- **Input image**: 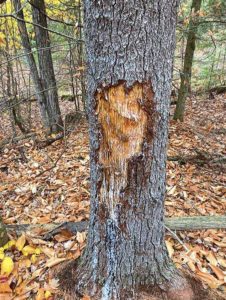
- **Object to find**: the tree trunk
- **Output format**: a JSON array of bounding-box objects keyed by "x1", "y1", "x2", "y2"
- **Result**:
[
  {"x1": 173, "y1": 0, "x2": 202, "y2": 121},
  {"x1": 59, "y1": 1, "x2": 197, "y2": 299},
  {"x1": 12, "y1": 0, "x2": 51, "y2": 130},
  {"x1": 31, "y1": 0, "x2": 63, "y2": 133}
]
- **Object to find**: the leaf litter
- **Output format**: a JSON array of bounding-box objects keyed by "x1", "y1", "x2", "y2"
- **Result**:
[{"x1": 0, "y1": 95, "x2": 225, "y2": 298}]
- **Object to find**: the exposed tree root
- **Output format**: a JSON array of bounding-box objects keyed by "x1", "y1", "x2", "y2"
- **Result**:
[{"x1": 57, "y1": 261, "x2": 225, "y2": 300}]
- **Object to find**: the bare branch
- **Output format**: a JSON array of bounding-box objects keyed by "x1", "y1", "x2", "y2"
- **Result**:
[
  {"x1": 0, "y1": 12, "x2": 76, "y2": 40},
  {"x1": 0, "y1": 41, "x2": 83, "y2": 67}
]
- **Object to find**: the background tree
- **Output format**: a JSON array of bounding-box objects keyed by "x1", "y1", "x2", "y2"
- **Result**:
[
  {"x1": 0, "y1": 0, "x2": 85, "y2": 139},
  {"x1": 13, "y1": 0, "x2": 51, "y2": 132},
  {"x1": 174, "y1": 0, "x2": 202, "y2": 121},
  {"x1": 31, "y1": 0, "x2": 63, "y2": 133}
]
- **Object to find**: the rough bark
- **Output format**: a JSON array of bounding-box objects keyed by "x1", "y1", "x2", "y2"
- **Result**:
[
  {"x1": 31, "y1": 0, "x2": 63, "y2": 133},
  {"x1": 173, "y1": 0, "x2": 202, "y2": 121},
  {"x1": 59, "y1": 1, "x2": 197, "y2": 299},
  {"x1": 12, "y1": 0, "x2": 50, "y2": 130}
]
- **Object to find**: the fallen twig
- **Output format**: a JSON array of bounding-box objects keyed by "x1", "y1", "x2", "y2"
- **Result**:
[
  {"x1": 6, "y1": 215, "x2": 226, "y2": 238},
  {"x1": 0, "y1": 133, "x2": 36, "y2": 149}
]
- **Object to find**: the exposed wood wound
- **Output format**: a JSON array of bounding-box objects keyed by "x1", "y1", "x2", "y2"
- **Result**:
[{"x1": 96, "y1": 82, "x2": 153, "y2": 216}]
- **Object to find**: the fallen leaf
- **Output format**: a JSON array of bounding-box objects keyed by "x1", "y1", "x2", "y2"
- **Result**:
[
  {"x1": 45, "y1": 257, "x2": 68, "y2": 268},
  {"x1": 30, "y1": 268, "x2": 45, "y2": 281},
  {"x1": 31, "y1": 254, "x2": 37, "y2": 264},
  {"x1": 76, "y1": 232, "x2": 86, "y2": 244},
  {"x1": 54, "y1": 230, "x2": 73, "y2": 242},
  {"x1": 82, "y1": 295, "x2": 91, "y2": 300},
  {"x1": 36, "y1": 288, "x2": 45, "y2": 300},
  {"x1": 18, "y1": 258, "x2": 31, "y2": 269},
  {"x1": 44, "y1": 290, "x2": 52, "y2": 299},
  {"x1": 3, "y1": 240, "x2": 16, "y2": 250},
  {"x1": 165, "y1": 240, "x2": 174, "y2": 258},
  {"x1": 16, "y1": 234, "x2": 26, "y2": 251},
  {"x1": 213, "y1": 241, "x2": 226, "y2": 248},
  {"x1": 196, "y1": 270, "x2": 224, "y2": 289},
  {"x1": 0, "y1": 282, "x2": 12, "y2": 293},
  {"x1": 217, "y1": 257, "x2": 226, "y2": 268},
  {"x1": 46, "y1": 278, "x2": 59, "y2": 290},
  {"x1": 0, "y1": 294, "x2": 12, "y2": 300},
  {"x1": 205, "y1": 252, "x2": 218, "y2": 266},
  {"x1": 209, "y1": 264, "x2": 225, "y2": 281},
  {"x1": 22, "y1": 245, "x2": 36, "y2": 256},
  {"x1": 167, "y1": 185, "x2": 177, "y2": 195},
  {"x1": 40, "y1": 247, "x2": 55, "y2": 258},
  {"x1": 187, "y1": 260, "x2": 196, "y2": 272},
  {"x1": 1, "y1": 257, "x2": 14, "y2": 276}
]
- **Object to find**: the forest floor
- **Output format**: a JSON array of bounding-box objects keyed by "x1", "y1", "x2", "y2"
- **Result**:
[{"x1": 0, "y1": 93, "x2": 225, "y2": 299}]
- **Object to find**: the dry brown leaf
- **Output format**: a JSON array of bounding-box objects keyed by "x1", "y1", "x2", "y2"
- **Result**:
[
  {"x1": 40, "y1": 247, "x2": 55, "y2": 258},
  {"x1": 72, "y1": 248, "x2": 81, "y2": 260},
  {"x1": 165, "y1": 240, "x2": 174, "y2": 258},
  {"x1": 187, "y1": 250, "x2": 197, "y2": 261},
  {"x1": 45, "y1": 278, "x2": 59, "y2": 290},
  {"x1": 54, "y1": 229, "x2": 73, "y2": 242},
  {"x1": 13, "y1": 292, "x2": 32, "y2": 300},
  {"x1": 167, "y1": 186, "x2": 177, "y2": 195},
  {"x1": 26, "y1": 237, "x2": 51, "y2": 246},
  {"x1": 213, "y1": 240, "x2": 226, "y2": 248},
  {"x1": 82, "y1": 295, "x2": 91, "y2": 300},
  {"x1": 217, "y1": 257, "x2": 226, "y2": 268},
  {"x1": 76, "y1": 232, "x2": 86, "y2": 244},
  {"x1": 205, "y1": 252, "x2": 218, "y2": 266},
  {"x1": 187, "y1": 260, "x2": 196, "y2": 272},
  {"x1": 31, "y1": 268, "x2": 45, "y2": 280},
  {"x1": 45, "y1": 257, "x2": 68, "y2": 268},
  {"x1": 35, "y1": 288, "x2": 45, "y2": 300},
  {"x1": 209, "y1": 264, "x2": 225, "y2": 281},
  {"x1": 14, "y1": 280, "x2": 29, "y2": 295},
  {"x1": 18, "y1": 258, "x2": 31, "y2": 269},
  {"x1": 63, "y1": 240, "x2": 77, "y2": 251},
  {"x1": 37, "y1": 215, "x2": 51, "y2": 223},
  {"x1": 0, "y1": 282, "x2": 12, "y2": 293},
  {"x1": 0, "y1": 294, "x2": 12, "y2": 300},
  {"x1": 196, "y1": 270, "x2": 224, "y2": 289}
]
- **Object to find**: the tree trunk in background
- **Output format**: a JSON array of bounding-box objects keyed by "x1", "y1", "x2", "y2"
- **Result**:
[
  {"x1": 13, "y1": 0, "x2": 51, "y2": 131},
  {"x1": 60, "y1": 1, "x2": 194, "y2": 299},
  {"x1": 173, "y1": 0, "x2": 202, "y2": 121},
  {"x1": 31, "y1": 0, "x2": 63, "y2": 133}
]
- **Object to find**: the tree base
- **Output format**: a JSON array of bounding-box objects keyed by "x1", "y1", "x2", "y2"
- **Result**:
[{"x1": 57, "y1": 260, "x2": 225, "y2": 300}]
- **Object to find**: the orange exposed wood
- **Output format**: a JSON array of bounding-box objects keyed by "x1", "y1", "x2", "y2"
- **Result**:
[{"x1": 96, "y1": 82, "x2": 153, "y2": 213}]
